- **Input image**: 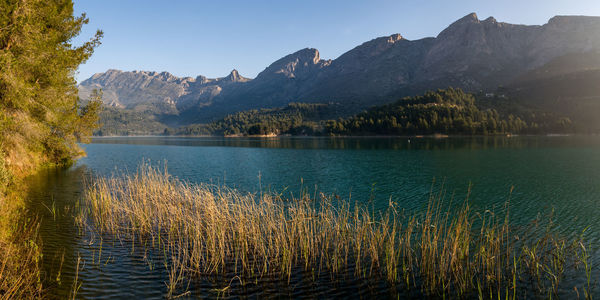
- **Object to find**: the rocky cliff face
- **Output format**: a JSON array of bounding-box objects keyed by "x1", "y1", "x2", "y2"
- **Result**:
[
  {"x1": 78, "y1": 69, "x2": 249, "y2": 113},
  {"x1": 79, "y1": 13, "x2": 600, "y2": 123},
  {"x1": 209, "y1": 48, "x2": 333, "y2": 113},
  {"x1": 256, "y1": 48, "x2": 331, "y2": 81}
]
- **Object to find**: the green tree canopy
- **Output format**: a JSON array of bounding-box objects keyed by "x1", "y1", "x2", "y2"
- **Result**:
[{"x1": 0, "y1": 0, "x2": 102, "y2": 173}]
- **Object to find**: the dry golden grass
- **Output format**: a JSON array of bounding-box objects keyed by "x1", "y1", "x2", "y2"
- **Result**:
[
  {"x1": 0, "y1": 190, "x2": 43, "y2": 300},
  {"x1": 0, "y1": 136, "x2": 45, "y2": 299},
  {"x1": 78, "y1": 164, "x2": 595, "y2": 298}
]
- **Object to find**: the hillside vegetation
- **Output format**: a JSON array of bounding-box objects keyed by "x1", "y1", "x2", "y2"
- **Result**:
[
  {"x1": 325, "y1": 88, "x2": 528, "y2": 135},
  {"x1": 96, "y1": 106, "x2": 168, "y2": 136},
  {"x1": 0, "y1": 0, "x2": 102, "y2": 177},
  {"x1": 165, "y1": 103, "x2": 347, "y2": 136},
  {"x1": 163, "y1": 88, "x2": 575, "y2": 137},
  {"x1": 0, "y1": 0, "x2": 102, "y2": 297}
]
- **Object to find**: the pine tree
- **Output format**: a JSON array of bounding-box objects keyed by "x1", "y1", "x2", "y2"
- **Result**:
[{"x1": 0, "y1": 0, "x2": 102, "y2": 171}]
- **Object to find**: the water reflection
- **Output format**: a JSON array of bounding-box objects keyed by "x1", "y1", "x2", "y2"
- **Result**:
[
  {"x1": 92, "y1": 135, "x2": 600, "y2": 151},
  {"x1": 25, "y1": 166, "x2": 173, "y2": 299},
  {"x1": 25, "y1": 167, "x2": 87, "y2": 299}
]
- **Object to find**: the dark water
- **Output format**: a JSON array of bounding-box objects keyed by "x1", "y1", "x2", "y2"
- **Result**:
[{"x1": 25, "y1": 136, "x2": 600, "y2": 298}]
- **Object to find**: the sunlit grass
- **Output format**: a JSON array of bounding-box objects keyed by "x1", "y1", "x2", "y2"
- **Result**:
[
  {"x1": 0, "y1": 191, "x2": 43, "y2": 299},
  {"x1": 78, "y1": 163, "x2": 595, "y2": 298}
]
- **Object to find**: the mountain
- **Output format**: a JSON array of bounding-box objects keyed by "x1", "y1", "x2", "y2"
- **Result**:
[
  {"x1": 492, "y1": 52, "x2": 600, "y2": 132},
  {"x1": 78, "y1": 69, "x2": 249, "y2": 113},
  {"x1": 79, "y1": 13, "x2": 600, "y2": 129}
]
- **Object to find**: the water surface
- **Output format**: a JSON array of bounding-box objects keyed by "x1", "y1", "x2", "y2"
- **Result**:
[{"x1": 26, "y1": 136, "x2": 600, "y2": 298}]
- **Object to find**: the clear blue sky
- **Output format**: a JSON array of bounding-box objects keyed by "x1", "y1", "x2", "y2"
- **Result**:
[{"x1": 73, "y1": 0, "x2": 600, "y2": 82}]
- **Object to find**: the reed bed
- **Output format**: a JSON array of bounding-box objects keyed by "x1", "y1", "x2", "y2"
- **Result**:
[
  {"x1": 0, "y1": 198, "x2": 43, "y2": 300},
  {"x1": 78, "y1": 164, "x2": 595, "y2": 298}
]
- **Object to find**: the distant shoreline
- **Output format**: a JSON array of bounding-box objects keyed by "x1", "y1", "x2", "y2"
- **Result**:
[{"x1": 90, "y1": 133, "x2": 581, "y2": 139}]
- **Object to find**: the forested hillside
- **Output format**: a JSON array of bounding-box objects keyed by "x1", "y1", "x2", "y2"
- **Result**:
[
  {"x1": 326, "y1": 88, "x2": 573, "y2": 135},
  {"x1": 0, "y1": 1, "x2": 102, "y2": 297},
  {"x1": 96, "y1": 106, "x2": 168, "y2": 136},
  {"x1": 325, "y1": 89, "x2": 529, "y2": 135},
  {"x1": 163, "y1": 88, "x2": 575, "y2": 137},
  {"x1": 166, "y1": 103, "x2": 346, "y2": 136}
]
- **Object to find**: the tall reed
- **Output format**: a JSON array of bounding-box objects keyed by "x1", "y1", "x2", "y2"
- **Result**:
[
  {"x1": 78, "y1": 163, "x2": 595, "y2": 298},
  {"x1": 0, "y1": 187, "x2": 43, "y2": 300}
]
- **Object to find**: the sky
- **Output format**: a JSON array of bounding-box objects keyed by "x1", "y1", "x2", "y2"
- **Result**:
[{"x1": 73, "y1": 0, "x2": 600, "y2": 82}]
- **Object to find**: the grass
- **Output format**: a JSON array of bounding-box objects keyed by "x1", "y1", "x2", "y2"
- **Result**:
[
  {"x1": 69, "y1": 254, "x2": 82, "y2": 300},
  {"x1": 78, "y1": 163, "x2": 596, "y2": 298},
  {"x1": 0, "y1": 128, "x2": 62, "y2": 299},
  {"x1": 0, "y1": 190, "x2": 43, "y2": 299},
  {"x1": 0, "y1": 155, "x2": 76, "y2": 299}
]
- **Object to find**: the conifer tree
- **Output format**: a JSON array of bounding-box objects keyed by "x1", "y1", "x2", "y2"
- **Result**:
[{"x1": 0, "y1": 0, "x2": 102, "y2": 171}]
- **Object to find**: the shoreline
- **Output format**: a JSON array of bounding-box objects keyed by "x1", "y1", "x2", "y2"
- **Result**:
[{"x1": 90, "y1": 133, "x2": 583, "y2": 139}]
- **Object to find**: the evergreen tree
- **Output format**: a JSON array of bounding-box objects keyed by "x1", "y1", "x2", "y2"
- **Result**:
[{"x1": 0, "y1": 0, "x2": 102, "y2": 170}]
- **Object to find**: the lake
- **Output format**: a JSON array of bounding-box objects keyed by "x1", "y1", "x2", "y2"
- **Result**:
[{"x1": 25, "y1": 136, "x2": 600, "y2": 298}]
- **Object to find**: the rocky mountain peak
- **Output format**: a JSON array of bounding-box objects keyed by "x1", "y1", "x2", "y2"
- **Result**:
[
  {"x1": 437, "y1": 13, "x2": 481, "y2": 38},
  {"x1": 81, "y1": 69, "x2": 122, "y2": 86},
  {"x1": 105, "y1": 69, "x2": 123, "y2": 75},
  {"x1": 456, "y1": 13, "x2": 479, "y2": 24},
  {"x1": 367, "y1": 34, "x2": 406, "y2": 55},
  {"x1": 483, "y1": 16, "x2": 497, "y2": 24},
  {"x1": 387, "y1": 33, "x2": 404, "y2": 43},
  {"x1": 291, "y1": 48, "x2": 321, "y2": 64},
  {"x1": 257, "y1": 48, "x2": 327, "y2": 80},
  {"x1": 334, "y1": 33, "x2": 408, "y2": 66},
  {"x1": 156, "y1": 71, "x2": 178, "y2": 82},
  {"x1": 229, "y1": 69, "x2": 240, "y2": 79},
  {"x1": 195, "y1": 75, "x2": 209, "y2": 84},
  {"x1": 223, "y1": 69, "x2": 248, "y2": 82}
]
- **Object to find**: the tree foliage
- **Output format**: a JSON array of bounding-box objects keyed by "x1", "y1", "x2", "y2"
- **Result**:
[
  {"x1": 0, "y1": 0, "x2": 102, "y2": 172},
  {"x1": 325, "y1": 88, "x2": 530, "y2": 136},
  {"x1": 168, "y1": 103, "x2": 342, "y2": 136},
  {"x1": 95, "y1": 106, "x2": 168, "y2": 136},
  {"x1": 167, "y1": 89, "x2": 539, "y2": 137}
]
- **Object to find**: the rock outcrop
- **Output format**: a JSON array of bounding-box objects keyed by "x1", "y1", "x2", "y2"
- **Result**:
[{"x1": 78, "y1": 69, "x2": 250, "y2": 113}]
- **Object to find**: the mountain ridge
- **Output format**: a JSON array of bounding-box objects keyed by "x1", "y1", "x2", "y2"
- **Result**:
[{"x1": 79, "y1": 13, "x2": 600, "y2": 125}]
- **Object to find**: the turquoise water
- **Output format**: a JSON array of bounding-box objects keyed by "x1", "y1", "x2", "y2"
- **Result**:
[
  {"x1": 81, "y1": 136, "x2": 600, "y2": 235},
  {"x1": 26, "y1": 136, "x2": 600, "y2": 298}
]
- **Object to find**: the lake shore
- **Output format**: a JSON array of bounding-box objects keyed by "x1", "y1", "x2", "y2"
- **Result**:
[{"x1": 91, "y1": 133, "x2": 584, "y2": 139}]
